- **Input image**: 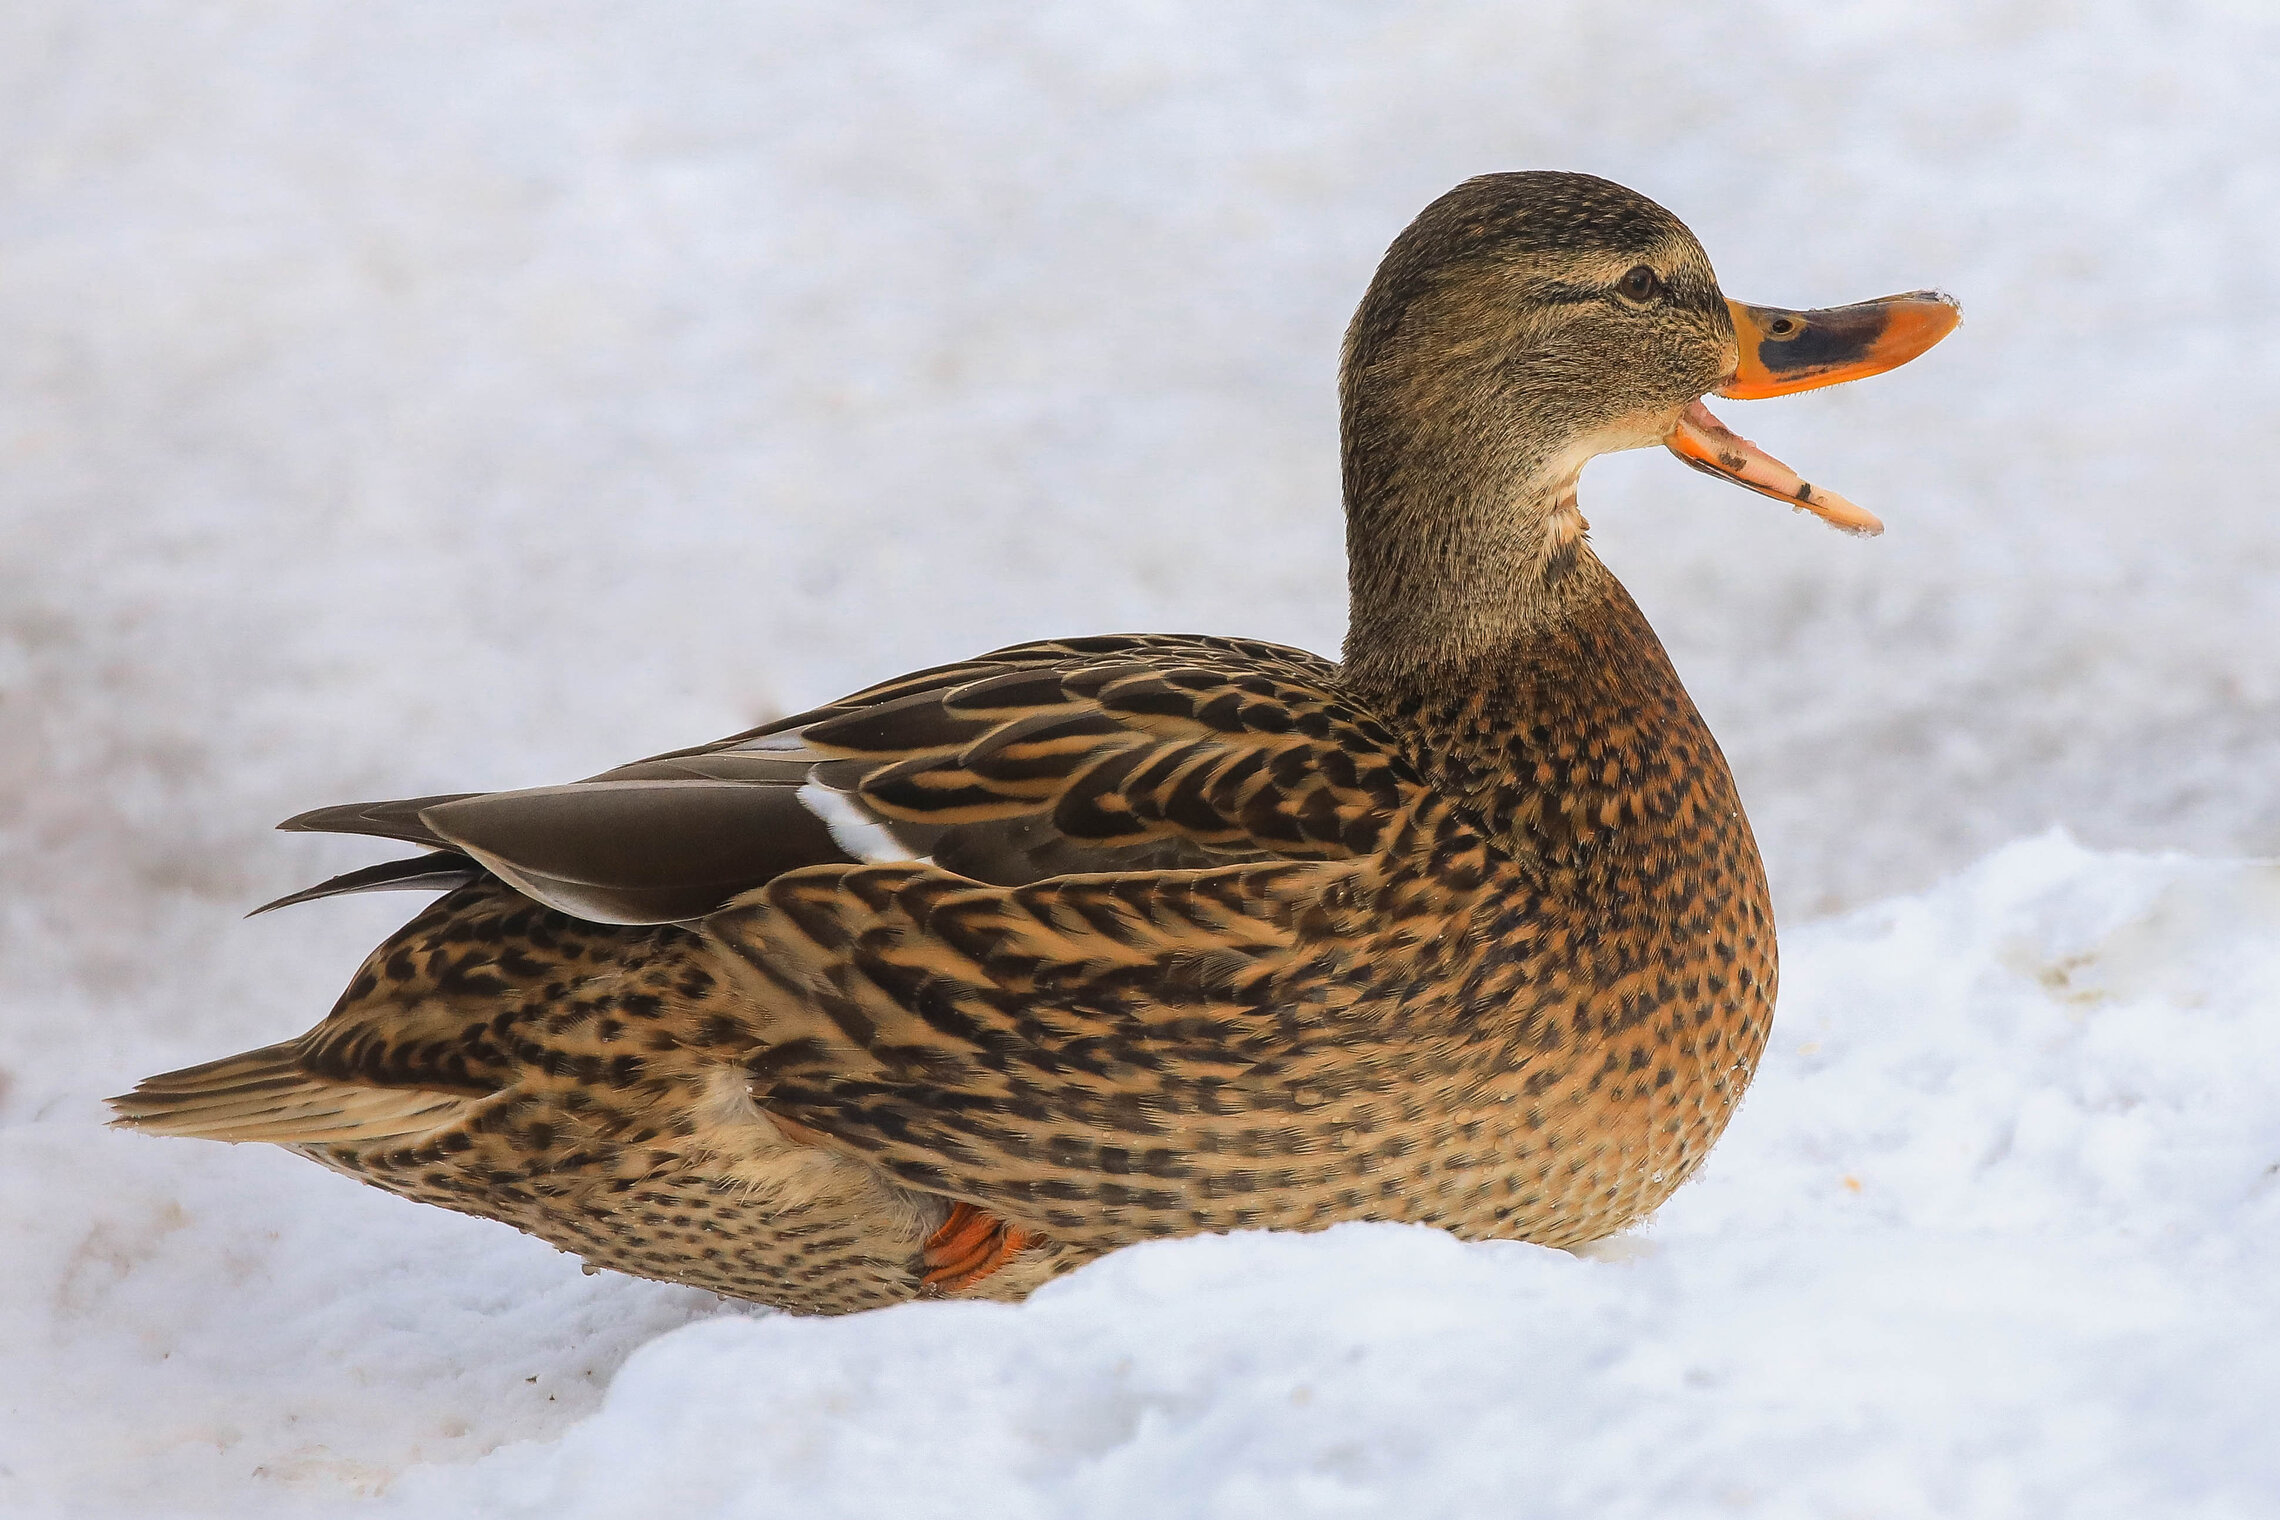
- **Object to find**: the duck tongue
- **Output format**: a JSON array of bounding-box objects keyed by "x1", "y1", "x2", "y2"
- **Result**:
[{"x1": 1663, "y1": 401, "x2": 1884, "y2": 537}]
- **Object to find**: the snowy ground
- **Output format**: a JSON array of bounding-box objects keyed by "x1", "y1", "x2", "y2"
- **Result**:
[
  {"x1": 10, "y1": 835, "x2": 2279, "y2": 1517},
  {"x1": 6, "y1": 3, "x2": 2280, "y2": 1516}
]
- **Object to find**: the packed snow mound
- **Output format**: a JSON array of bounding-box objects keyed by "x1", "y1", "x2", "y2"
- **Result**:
[{"x1": 7, "y1": 833, "x2": 2276, "y2": 1518}]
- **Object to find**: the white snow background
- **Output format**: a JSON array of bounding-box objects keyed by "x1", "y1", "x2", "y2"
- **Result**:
[{"x1": 5, "y1": 3, "x2": 2279, "y2": 1515}]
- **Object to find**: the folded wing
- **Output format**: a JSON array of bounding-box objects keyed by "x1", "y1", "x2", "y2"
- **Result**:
[{"x1": 272, "y1": 635, "x2": 1422, "y2": 925}]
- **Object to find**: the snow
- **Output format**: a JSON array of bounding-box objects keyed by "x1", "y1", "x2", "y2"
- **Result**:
[
  {"x1": 6, "y1": 3, "x2": 2280, "y2": 1516},
  {"x1": 9, "y1": 835, "x2": 2278, "y2": 1516}
]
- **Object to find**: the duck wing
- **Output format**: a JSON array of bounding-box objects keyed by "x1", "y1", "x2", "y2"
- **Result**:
[
  {"x1": 704, "y1": 847, "x2": 1406, "y2": 1251},
  {"x1": 274, "y1": 634, "x2": 1423, "y2": 925}
]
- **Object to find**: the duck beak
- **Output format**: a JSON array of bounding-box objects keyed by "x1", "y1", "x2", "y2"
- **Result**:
[
  {"x1": 1720, "y1": 291, "x2": 1960, "y2": 401},
  {"x1": 1663, "y1": 290, "x2": 1960, "y2": 537}
]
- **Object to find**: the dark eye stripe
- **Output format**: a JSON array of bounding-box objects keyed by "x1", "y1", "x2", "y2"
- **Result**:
[
  {"x1": 1533, "y1": 280, "x2": 1619, "y2": 306},
  {"x1": 1533, "y1": 270, "x2": 1704, "y2": 309}
]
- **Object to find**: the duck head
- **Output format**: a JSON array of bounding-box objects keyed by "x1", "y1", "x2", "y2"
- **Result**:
[{"x1": 1340, "y1": 170, "x2": 1956, "y2": 682}]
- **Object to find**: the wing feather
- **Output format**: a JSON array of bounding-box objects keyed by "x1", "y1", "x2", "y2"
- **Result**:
[
  {"x1": 266, "y1": 635, "x2": 1420, "y2": 925},
  {"x1": 248, "y1": 852, "x2": 482, "y2": 916}
]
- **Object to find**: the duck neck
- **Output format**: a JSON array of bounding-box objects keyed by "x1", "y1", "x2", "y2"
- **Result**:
[
  {"x1": 1338, "y1": 383, "x2": 1597, "y2": 703},
  {"x1": 1337, "y1": 389, "x2": 1729, "y2": 868}
]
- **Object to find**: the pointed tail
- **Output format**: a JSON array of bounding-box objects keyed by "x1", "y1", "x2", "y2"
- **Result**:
[{"x1": 109, "y1": 1043, "x2": 473, "y2": 1145}]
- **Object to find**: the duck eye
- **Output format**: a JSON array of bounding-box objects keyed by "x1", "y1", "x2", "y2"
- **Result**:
[{"x1": 1616, "y1": 265, "x2": 1662, "y2": 302}]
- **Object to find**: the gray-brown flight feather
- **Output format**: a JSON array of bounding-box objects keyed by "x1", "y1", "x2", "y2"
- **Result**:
[
  {"x1": 263, "y1": 635, "x2": 1417, "y2": 925},
  {"x1": 248, "y1": 851, "x2": 482, "y2": 916}
]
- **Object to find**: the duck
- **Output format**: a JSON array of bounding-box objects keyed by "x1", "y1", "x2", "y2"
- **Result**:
[{"x1": 112, "y1": 171, "x2": 1957, "y2": 1316}]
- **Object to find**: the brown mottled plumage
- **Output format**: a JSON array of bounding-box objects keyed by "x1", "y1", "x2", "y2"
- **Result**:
[{"x1": 114, "y1": 171, "x2": 1951, "y2": 1316}]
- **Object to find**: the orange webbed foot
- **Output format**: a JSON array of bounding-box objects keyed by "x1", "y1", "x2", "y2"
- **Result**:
[{"x1": 921, "y1": 1202, "x2": 1033, "y2": 1293}]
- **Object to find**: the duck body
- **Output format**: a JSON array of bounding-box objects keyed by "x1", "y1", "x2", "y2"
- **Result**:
[{"x1": 116, "y1": 172, "x2": 1951, "y2": 1315}]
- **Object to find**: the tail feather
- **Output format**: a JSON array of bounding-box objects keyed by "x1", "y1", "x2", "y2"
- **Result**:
[
  {"x1": 109, "y1": 1044, "x2": 475, "y2": 1146},
  {"x1": 276, "y1": 795, "x2": 476, "y2": 847},
  {"x1": 247, "y1": 851, "x2": 482, "y2": 917}
]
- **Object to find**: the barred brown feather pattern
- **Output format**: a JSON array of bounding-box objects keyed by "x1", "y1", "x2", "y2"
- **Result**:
[
  {"x1": 702, "y1": 561, "x2": 1773, "y2": 1265},
  {"x1": 117, "y1": 560, "x2": 1775, "y2": 1313},
  {"x1": 815, "y1": 646, "x2": 1415, "y2": 856}
]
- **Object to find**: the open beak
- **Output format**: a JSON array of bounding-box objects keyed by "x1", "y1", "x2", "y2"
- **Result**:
[{"x1": 1664, "y1": 290, "x2": 1960, "y2": 536}]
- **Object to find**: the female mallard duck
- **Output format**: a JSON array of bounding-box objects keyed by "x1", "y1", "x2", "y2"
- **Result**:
[{"x1": 114, "y1": 172, "x2": 1956, "y2": 1315}]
